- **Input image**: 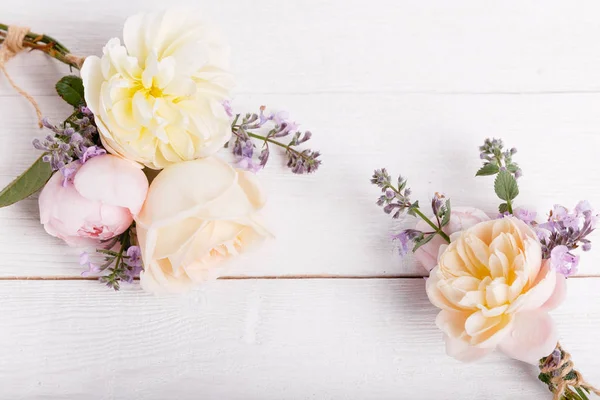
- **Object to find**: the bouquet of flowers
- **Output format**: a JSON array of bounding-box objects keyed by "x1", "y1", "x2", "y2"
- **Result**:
[
  {"x1": 0, "y1": 10, "x2": 321, "y2": 293},
  {"x1": 372, "y1": 138, "x2": 599, "y2": 400}
]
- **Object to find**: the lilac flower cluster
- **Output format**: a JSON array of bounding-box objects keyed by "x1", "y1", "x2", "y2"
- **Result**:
[
  {"x1": 80, "y1": 227, "x2": 143, "y2": 290},
  {"x1": 33, "y1": 109, "x2": 99, "y2": 171},
  {"x1": 371, "y1": 169, "x2": 414, "y2": 219},
  {"x1": 372, "y1": 170, "x2": 452, "y2": 255},
  {"x1": 228, "y1": 103, "x2": 321, "y2": 174},
  {"x1": 391, "y1": 229, "x2": 424, "y2": 256},
  {"x1": 478, "y1": 138, "x2": 522, "y2": 179},
  {"x1": 534, "y1": 202, "x2": 598, "y2": 276}
]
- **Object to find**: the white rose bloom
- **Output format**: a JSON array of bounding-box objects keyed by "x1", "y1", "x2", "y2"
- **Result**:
[
  {"x1": 136, "y1": 157, "x2": 271, "y2": 294},
  {"x1": 81, "y1": 10, "x2": 234, "y2": 169}
]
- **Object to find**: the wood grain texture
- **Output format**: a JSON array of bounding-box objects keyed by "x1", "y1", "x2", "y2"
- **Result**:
[
  {"x1": 3, "y1": 0, "x2": 600, "y2": 95},
  {"x1": 0, "y1": 278, "x2": 599, "y2": 400},
  {"x1": 1, "y1": 94, "x2": 600, "y2": 277}
]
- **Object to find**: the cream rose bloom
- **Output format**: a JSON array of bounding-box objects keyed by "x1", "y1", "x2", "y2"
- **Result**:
[
  {"x1": 81, "y1": 10, "x2": 234, "y2": 169},
  {"x1": 136, "y1": 157, "x2": 270, "y2": 293},
  {"x1": 427, "y1": 217, "x2": 567, "y2": 364}
]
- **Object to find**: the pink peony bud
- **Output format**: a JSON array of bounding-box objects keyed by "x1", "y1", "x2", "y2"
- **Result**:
[{"x1": 38, "y1": 155, "x2": 149, "y2": 247}]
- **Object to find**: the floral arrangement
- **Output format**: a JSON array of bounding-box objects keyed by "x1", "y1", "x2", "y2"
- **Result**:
[
  {"x1": 372, "y1": 138, "x2": 599, "y2": 400},
  {"x1": 0, "y1": 10, "x2": 321, "y2": 293}
]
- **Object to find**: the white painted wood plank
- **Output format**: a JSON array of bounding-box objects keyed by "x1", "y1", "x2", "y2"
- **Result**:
[
  {"x1": 2, "y1": 1, "x2": 600, "y2": 95},
  {"x1": 0, "y1": 278, "x2": 597, "y2": 399},
  {"x1": 1, "y1": 94, "x2": 600, "y2": 278}
]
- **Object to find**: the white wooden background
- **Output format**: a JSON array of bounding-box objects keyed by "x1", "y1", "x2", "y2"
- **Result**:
[{"x1": 1, "y1": 1, "x2": 600, "y2": 399}]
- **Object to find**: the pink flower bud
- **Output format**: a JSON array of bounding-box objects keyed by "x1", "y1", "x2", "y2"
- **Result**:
[{"x1": 39, "y1": 155, "x2": 149, "y2": 247}]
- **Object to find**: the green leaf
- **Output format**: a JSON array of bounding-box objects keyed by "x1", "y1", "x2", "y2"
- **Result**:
[
  {"x1": 574, "y1": 387, "x2": 589, "y2": 400},
  {"x1": 476, "y1": 163, "x2": 500, "y2": 176},
  {"x1": 494, "y1": 170, "x2": 519, "y2": 201},
  {"x1": 498, "y1": 203, "x2": 509, "y2": 213},
  {"x1": 55, "y1": 75, "x2": 85, "y2": 108},
  {"x1": 506, "y1": 163, "x2": 519, "y2": 173},
  {"x1": 406, "y1": 201, "x2": 420, "y2": 217},
  {"x1": 441, "y1": 199, "x2": 451, "y2": 227},
  {"x1": 0, "y1": 156, "x2": 53, "y2": 208},
  {"x1": 412, "y1": 233, "x2": 434, "y2": 252}
]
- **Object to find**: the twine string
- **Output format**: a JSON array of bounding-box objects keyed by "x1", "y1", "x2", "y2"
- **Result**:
[
  {"x1": 0, "y1": 25, "x2": 43, "y2": 127},
  {"x1": 540, "y1": 343, "x2": 600, "y2": 400}
]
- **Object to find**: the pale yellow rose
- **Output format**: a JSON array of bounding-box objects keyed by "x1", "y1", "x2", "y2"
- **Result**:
[
  {"x1": 81, "y1": 10, "x2": 234, "y2": 169},
  {"x1": 427, "y1": 217, "x2": 566, "y2": 364},
  {"x1": 135, "y1": 157, "x2": 270, "y2": 294}
]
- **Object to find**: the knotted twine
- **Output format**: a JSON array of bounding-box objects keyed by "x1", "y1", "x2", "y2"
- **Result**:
[
  {"x1": 540, "y1": 342, "x2": 600, "y2": 400},
  {"x1": 0, "y1": 25, "x2": 43, "y2": 127}
]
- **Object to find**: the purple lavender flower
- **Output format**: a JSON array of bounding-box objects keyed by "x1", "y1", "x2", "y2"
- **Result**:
[
  {"x1": 392, "y1": 229, "x2": 423, "y2": 256},
  {"x1": 222, "y1": 100, "x2": 234, "y2": 118},
  {"x1": 236, "y1": 157, "x2": 263, "y2": 173},
  {"x1": 81, "y1": 146, "x2": 106, "y2": 163},
  {"x1": 59, "y1": 165, "x2": 78, "y2": 187},
  {"x1": 514, "y1": 208, "x2": 537, "y2": 224},
  {"x1": 536, "y1": 202, "x2": 599, "y2": 261},
  {"x1": 125, "y1": 246, "x2": 143, "y2": 268},
  {"x1": 122, "y1": 246, "x2": 144, "y2": 283},
  {"x1": 231, "y1": 106, "x2": 320, "y2": 174},
  {"x1": 80, "y1": 252, "x2": 101, "y2": 277},
  {"x1": 34, "y1": 117, "x2": 98, "y2": 170},
  {"x1": 550, "y1": 245, "x2": 580, "y2": 276}
]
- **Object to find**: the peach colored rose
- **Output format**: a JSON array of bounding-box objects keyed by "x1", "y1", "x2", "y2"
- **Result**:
[
  {"x1": 135, "y1": 157, "x2": 270, "y2": 294},
  {"x1": 415, "y1": 207, "x2": 490, "y2": 272},
  {"x1": 39, "y1": 155, "x2": 149, "y2": 247},
  {"x1": 426, "y1": 217, "x2": 566, "y2": 364}
]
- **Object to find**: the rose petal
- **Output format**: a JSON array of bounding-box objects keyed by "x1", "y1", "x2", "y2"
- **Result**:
[
  {"x1": 498, "y1": 311, "x2": 558, "y2": 365},
  {"x1": 444, "y1": 334, "x2": 494, "y2": 362},
  {"x1": 541, "y1": 273, "x2": 567, "y2": 312}
]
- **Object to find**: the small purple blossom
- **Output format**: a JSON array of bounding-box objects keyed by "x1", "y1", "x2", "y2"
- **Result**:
[
  {"x1": 222, "y1": 100, "x2": 234, "y2": 118},
  {"x1": 34, "y1": 116, "x2": 98, "y2": 171},
  {"x1": 59, "y1": 165, "x2": 78, "y2": 187},
  {"x1": 550, "y1": 245, "x2": 580, "y2": 277},
  {"x1": 122, "y1": 246, "x2": 143, "y2": 283},
  {"x1": 514, "y1": 208, "x2": 537, "y2": 224},
  {"x1": 80, "y1": 252, "x2": 101, "y2": 277},
  {"x1": 236, "y1": 157, "x2": 263, "y2": 173},
  {"x1": 536, "y1": 202, "x2": 598, "y2": 272},
  {"x1": 81, "y1": 146, "x2": 106, "y2": 163},
  {"x1": 392, "y1": 229, "x2": 423, "y2": 256},
  {"x1": 231, "y1": 105, "x2": 321, "y2": 174},
  {"x1": 125, "y1": 246, "x2": 142, "y2": 268}
]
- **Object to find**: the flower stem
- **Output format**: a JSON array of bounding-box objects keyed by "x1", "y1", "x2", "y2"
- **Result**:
[
  {"x1": 0, "y1": 23, "x2": 81, "y2": 69},
  {"x1": 413, "y1": 208, "x2": 451, "y2": 243},
  {"x1": 506, "y1": 199, "x2": 514, "y2": 214},
  {"x1": 233, "y1": 127, "x2": 311, "y2": 162}
]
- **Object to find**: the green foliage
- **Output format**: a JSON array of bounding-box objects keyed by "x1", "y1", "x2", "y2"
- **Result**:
[
  {"x1": 440, "y1": 199, "x2": 451, "y2": 227},
  {"x1": 55, "y1": 75, "x2": 85, "y2": 108},
  {"x1": 498, "y1": 203, "x2": 509, "y2": 213},
  {"x1": 476, "y1": 163, "x2": 500, "y2": 176},
  {"x1": 0, "y1": 156, "x2": 53, "y2": 208},
  {"x1": 494, "y1": 170, "x2": 519, "y2": 202},
  {"x1": 412, "y1": 233, "x2": 434, "y2": 252}
]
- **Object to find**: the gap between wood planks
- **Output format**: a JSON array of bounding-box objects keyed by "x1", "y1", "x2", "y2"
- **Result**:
[
  {"x1": 4, "y1": 90, "x2": 600, "y2": 98},
  {"x1": 0, "y1": 275, "x2": 599, "y2": 281}
]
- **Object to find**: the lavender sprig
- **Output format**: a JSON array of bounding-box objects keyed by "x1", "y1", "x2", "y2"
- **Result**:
[
  {"x1": 533, "y1": 202, "x2": 599, "y2": 276},
  {"x1": 80, "y1": 226, "x2": 143, "y2": 290},
  {"x1": 477, "y1": 138, "x2": 521, "y2": 179},
  {"x1": 228, "y1": 104, "x2": 321, "y2": 174},
  {"x1": 476, "y1": 138, "x2": 520, "y2": 214},
  {"x1": 33, "y1": 107, "x2": 99, "y2": 171},
  {"x1": 371, "y1": 169, "x2": 451, "y2": 254}
]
